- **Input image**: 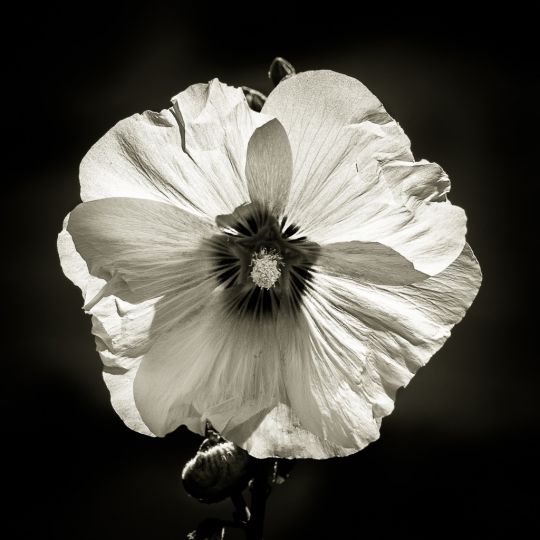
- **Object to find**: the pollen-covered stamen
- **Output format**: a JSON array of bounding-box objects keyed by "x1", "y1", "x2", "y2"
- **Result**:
[{"x1": 250, "y1": 248, "x2": 283, "y2": 289}]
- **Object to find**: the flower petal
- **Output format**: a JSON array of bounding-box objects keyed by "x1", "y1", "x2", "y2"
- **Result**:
[
  {"x1": 128, "y1": 245, "x2": 479, "y2": 457},
  {"x1": 58, "y1": 199, "x2": 218, "y2": 437},
  {"x1": 318, "y1": 241, "x2": 428, "y2": 286},
  {"x1": 226, "y1": 403, "x2": 360, "y2": 459},
  {"x1": 62, "y1": 197, "x2": 218, "y2": 365},
  {"x1": 302, "y1": 159, "x2": 467, "y2": 276},
  {"x1": 58, "y1": 214, "x2": 107, "y2": 305},
  {"x1": 66, "y1": 197, "x2": 214, "y2": 299},
  {"x1": 263, "y1": 70, "x2": 465, "y2": 276},
  {"x1": 102, "y1": 364, "x2": 154, "y2": 436},
  {"x1": 59, "y1": 219, "x2": 153, "y2": 435},
  {"x1": 382, "y1": 159, "x2": 451, "y2": 206},
  {"x1": 245, "y1": 118, "x2": 293, "y2": 215},
  {"x1": 262, "y1": 70, "x2": 412, "y2": 222},
  {"x1": 171, "y1": 79, "x2": 270, "y2": 212},
  {"x1": 133, "y1": 301, "x2": 283, "y2": 438},
  {"x1": 278, "y1": 244, "x2": 481, "y2": 455},
  {"x1": 81, "y1": 80, "x2": 268, "y2": 218}
]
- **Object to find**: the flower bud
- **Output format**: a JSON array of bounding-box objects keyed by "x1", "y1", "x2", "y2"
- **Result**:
[
  {"x1": 268, "y1": 57, "x2": 296, "y2": 87},
  {"x1": 241, "y1": 86, "x2": 266, "y2": 112},
  {"x1": 182, "y1": 423, "x2": 252, "y2": 503}
]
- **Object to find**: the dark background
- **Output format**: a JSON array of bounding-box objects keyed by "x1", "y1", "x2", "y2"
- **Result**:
[{"x1": 8, "y1": 5, "x2": 536, "y2": 539}]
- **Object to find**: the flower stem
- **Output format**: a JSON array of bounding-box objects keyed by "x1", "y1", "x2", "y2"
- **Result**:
[
  {"x1": 246, "y1": 459, "x2": 270, "y2": 540},
  {"x1": 231, "y1": 491, "x2": 250, "y2": 525}
]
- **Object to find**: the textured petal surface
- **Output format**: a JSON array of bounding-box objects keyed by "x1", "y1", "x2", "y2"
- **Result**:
[
  {"x1": 262, "y1": 70, "x2": 413, "y2": 225},
  {"x1": 81, "y1": 79, "x2": 268, "y2": 218},
  {"x1": 302, "y1": 159, "x2": 467, "y2": 276},
  {"x1": 318, "y1": 241, "x2": 428, "y2": 286},
  {"x1": 238, "y1": 245, "x2": 480, "y2": 457},
  {"x1": 132, "y1": 244, "x2": 480, "y2": 458},
  {"x1": 245, "y1": 118, "x2": 293, "y2": 215},
  {"x1": 284, "y1": 244, "x2": 481, "y2": 457},
  {"x1": 58, "y1": 220, "x2": 152, "y2": 434},
  {"x1": 58, "y1": 199, "x2": 217, "y2": 436},
  {"x1": 133, "y1": 299, "x2": 284, "y2": 438},
  {"x1": 102, "y1": 363, "x2": 154, "y2": 436},
  {"x1": 67, "y1": 198, "x2": 213, "y2": 298},
  {"x1": 264, "y1": 71, "x2": 466, "y2": 276},
  {"x1": 171, "y1": 79, "x2": 270, "y2": 213}
]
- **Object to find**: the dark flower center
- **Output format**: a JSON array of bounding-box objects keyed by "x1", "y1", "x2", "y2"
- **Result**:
[{"x1": 207, "y1": 203, "x2": 319, "y2": 318}]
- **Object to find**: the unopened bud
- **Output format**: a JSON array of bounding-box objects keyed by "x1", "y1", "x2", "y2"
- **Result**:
[
  {"x1": 242, "y1": 86, "x2": 266, "y2": 112},
  {"x1": 268, "y1": 57, "x2": 296, "y2": 87},
  {"x1": 182, "y1": 423, "x2": 252, "y2": 503}
]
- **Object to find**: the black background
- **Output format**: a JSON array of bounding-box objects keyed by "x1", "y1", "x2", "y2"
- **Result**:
[{"x1": 8, "y1": 5, "x2": 536, "y2": 539}]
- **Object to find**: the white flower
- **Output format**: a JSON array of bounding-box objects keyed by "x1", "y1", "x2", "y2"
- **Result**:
[{"x1": 58, "y1": 71, "x2": 481, "y2": 459}]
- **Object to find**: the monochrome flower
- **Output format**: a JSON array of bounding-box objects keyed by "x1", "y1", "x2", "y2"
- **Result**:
[{"x1": 58, "y1": 70, "x2": 481, "y2": 458}]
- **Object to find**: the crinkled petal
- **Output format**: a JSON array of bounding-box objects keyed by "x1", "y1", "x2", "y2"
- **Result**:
[
  {"x1": 58, "y1": 214, "x2": 106, "y2": 305},
  {"x1": 262, "y1": 70, "x2": 413, "y2": 225},
  {"x1": 302, "y1": 159, "x2": 467, "y2": 276},
  {"x1": 171, "y1": 79, "x2": 270, "y2": 213},
  {"x1": 233, "y1": 244, "x2": 479, "y2": 458},
  {"x1": 263, "y1": 70, "x2": 465, "y2": 276},
  {"x1": 59, "y1": 219, "x2": 152, "y2": 435},
  {"x1": 102, "y1": 364, "x2": 154, "y2": 436},
  {"x1": 226, "y1": 403, "x2": 361, "y2": 459},
  {"x1": 58, "y1": 199, "x2": 218, "y2": 437},
  {"x1": 66, "y1": 198, "x2": 214, "y2": 299},
  {"x1": 124, "y1": 245, "x2": 479, "y2": 457},
  {"x1": 133, "y1": 300, "x2": 283, "y2": 438},
  {"x1": 245, "y1": 118, "x2": 293, "y2": 215},
  {"x1": 81, "y1": 80, "x2": 268, "y2": 218},
  {"x1": 382, "y1": 159, "x2": 451, "y2": 207},
  {"x1": 61, "y1": 198, "x2": 217, "y2": 361},
  {"x1": 275, "y1": 244, "x2": 481, "y2": 456}
]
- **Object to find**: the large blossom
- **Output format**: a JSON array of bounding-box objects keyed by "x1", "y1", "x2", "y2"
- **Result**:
[{"x1": 58, "y1": 71, "x2": 481, "y2": 458}]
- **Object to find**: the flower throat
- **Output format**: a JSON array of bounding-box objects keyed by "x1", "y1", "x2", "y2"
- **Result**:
[{"x1": 207, "y1": 203, "x2": 319, "y2": 318}]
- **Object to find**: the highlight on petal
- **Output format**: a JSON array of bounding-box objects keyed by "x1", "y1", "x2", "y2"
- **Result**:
[
  {"x1": 381, "y1": 159, "x2": 451, "y2": 207},
  {"x1": 226, "y1": 403, "x2": 358, "y2": 459},
  {"x1": 81, "y1": 79, "x2": 270, "y2": 218},
  {"x1": 130, "y1": 243, "x2": 480, "y2": 459},
  {"x1": 230, "y1": 243, "x2": 481, "y2": 458},
  {"x1": 103, "y1": 364, "x2": 154, "y2": 436},
  {"x1": 59, "y1": 217, "x2": 153, "y2": 436},
  {"x1": 301, "y1": 158, "x2": 467, "y2": 276},
  {"x1": 262, "y1": 70, "x2": 413, "y2": 224},
  {"x1": 263, "y1": 70, "x2": 466, "y2": 276},
  {"x1": 58, "y1": 199, "x2": 219, "y2": 438},
  {"x1": 58, "y1": 214, "x2": 106, "y2": 306},
  {"x1": 245, "y1": 118, "x2": 293, "y2": 215},
  {"x1": 66, "y1": 197, "x2": 214, "y2": 298},
  {"x1": 171, "y1": 79, "x2": 270, "y2": 208},
  {"x1": 133, "y1": 301, "x2": 283, "y2": 439},
  {"x1": 279, "y1": 244, "x2": 481, "y2": 457}
]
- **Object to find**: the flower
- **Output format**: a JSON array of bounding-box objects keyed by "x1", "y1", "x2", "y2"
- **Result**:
[{"x1": 58, "y1": 70, "x2": 481, "y2": 459}]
